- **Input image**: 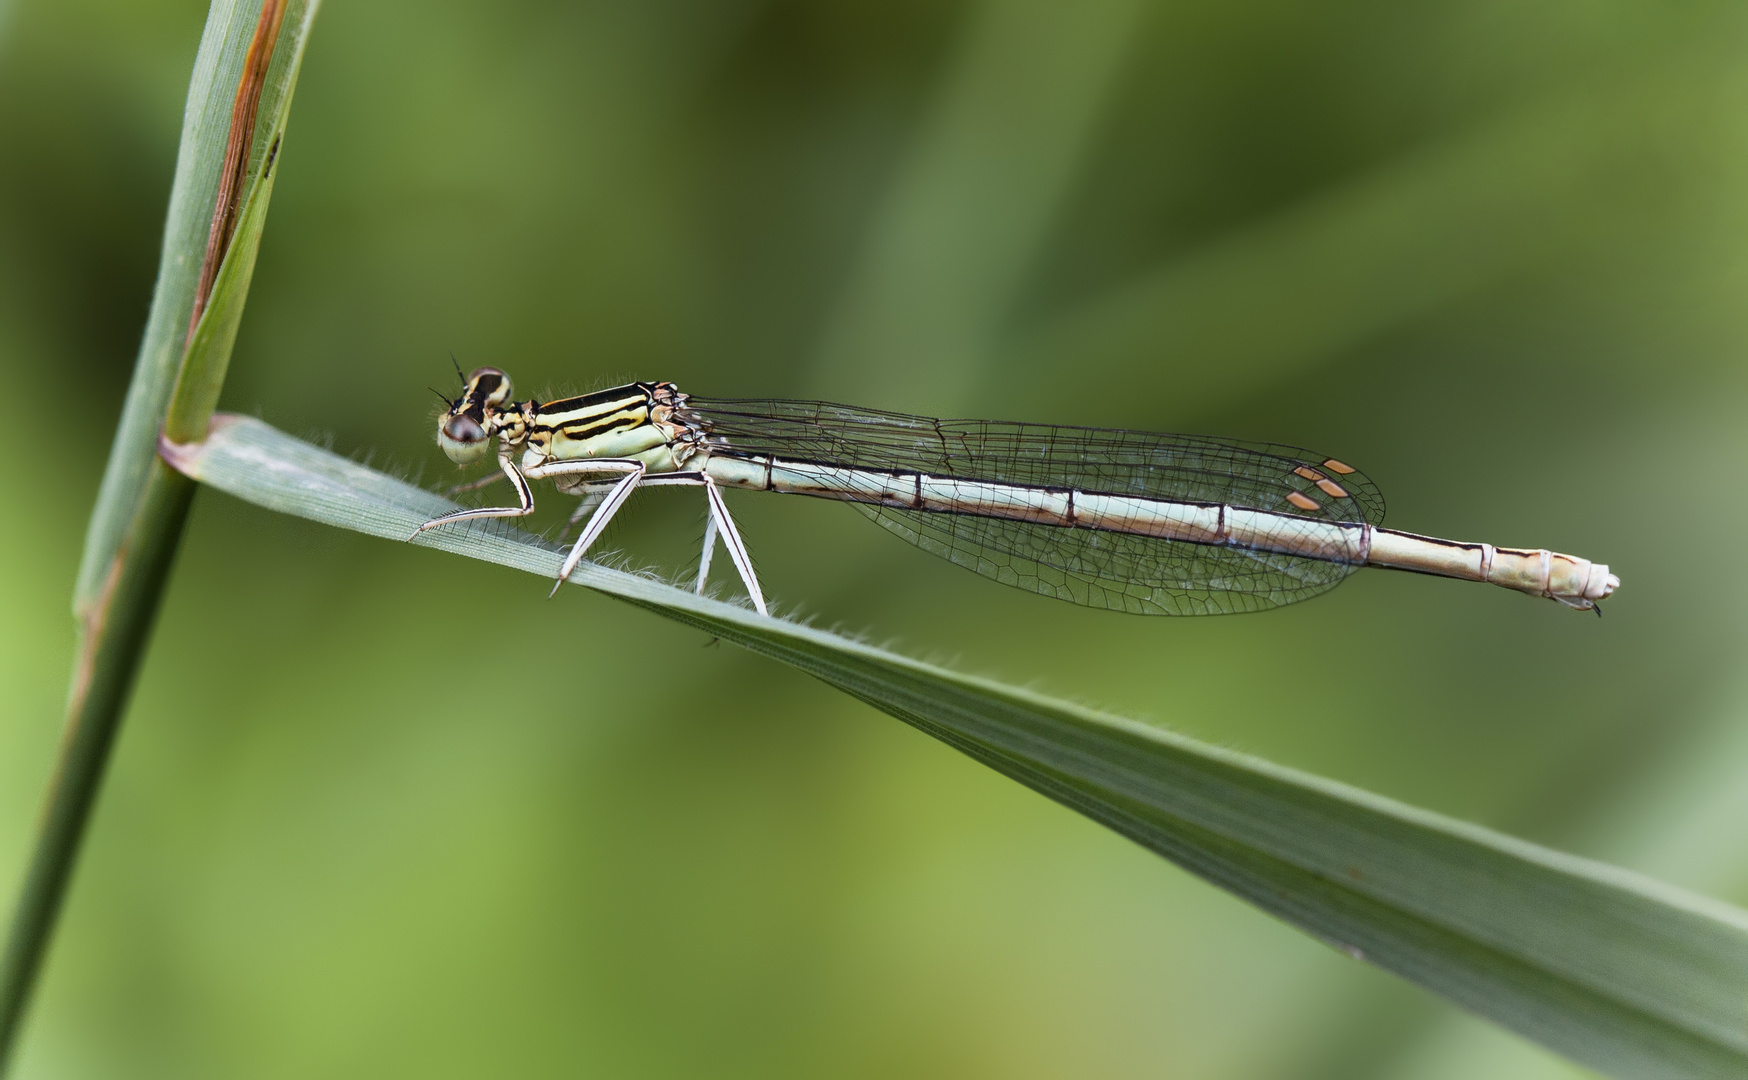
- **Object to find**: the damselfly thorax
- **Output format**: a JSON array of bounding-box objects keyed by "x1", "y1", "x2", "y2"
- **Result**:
[{"x1": 415, "y1": 366, "x2": 1619, "y2": 618}]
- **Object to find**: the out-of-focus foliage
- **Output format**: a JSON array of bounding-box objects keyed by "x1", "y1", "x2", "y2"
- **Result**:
[{"x1": 2, "y1": 0, "x2": 1746, "y2": 1077}]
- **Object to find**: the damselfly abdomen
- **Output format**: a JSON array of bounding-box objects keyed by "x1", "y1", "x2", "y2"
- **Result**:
[{"x1": 415, "y1": 367, "x2": 1619, "y2": 617}]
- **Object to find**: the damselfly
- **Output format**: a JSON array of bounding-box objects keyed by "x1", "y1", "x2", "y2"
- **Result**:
[{"x1": 415, "y1": 367, "x2": 1619, "y2": 617}]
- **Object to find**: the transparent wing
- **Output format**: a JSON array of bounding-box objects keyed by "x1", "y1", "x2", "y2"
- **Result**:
[
  {"x1": 859, "y1": 510, "x2": 1353, "y2": 615},
  {"x1": 683, "y1": 397, "x2": 1387, "y2": 615}
]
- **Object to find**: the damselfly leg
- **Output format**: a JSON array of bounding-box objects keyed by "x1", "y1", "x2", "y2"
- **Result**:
[
  {"x1": 444, "y1": 471, "x2": 508, "y2": 497},
  {"x1": 415, "y1": 454, "x2": 644, "y2": 582},
  {"x1": 634, "y1": 472, "x2": 767, "y2": 614},
  {"x1": 555, "y1": 489, "x2": 610, "y2": 543},
  {"x1": 701, "y1": 475, "x2": 762, "y2": 612},
  {"x1": 539, "y1": 460, "x2": 645, "y2": 596},
  {"x1": 697, "y1": 513, "x2": 718, "y2": 594},
  {"x1": 419, "y1": 456, "x2": 768, "y2": 613},
  {"x1": 414, "y1": 449, "x2": 535, "y2": 531}
]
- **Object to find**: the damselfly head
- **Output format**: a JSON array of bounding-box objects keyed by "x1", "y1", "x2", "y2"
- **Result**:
[{"x1": 436, "y1": 366, "x2": 514, "y2": 464}]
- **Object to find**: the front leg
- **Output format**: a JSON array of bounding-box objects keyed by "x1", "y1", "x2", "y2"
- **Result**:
[{"x1": 413, "y1": 449, "x2": 534, "y2": 538}]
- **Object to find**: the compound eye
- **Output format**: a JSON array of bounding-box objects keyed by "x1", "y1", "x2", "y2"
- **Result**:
[
  {"x1": 465, "y1": 367, "x2": 512, "y2": 406},
  {"x1": 438, "y1": 413, "x2": 490, "y2": 464},
  {"x1": 444, "y1": 414, "x2": 485, "y2": 443}
]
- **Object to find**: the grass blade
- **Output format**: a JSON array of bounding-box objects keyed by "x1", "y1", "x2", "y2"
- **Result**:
[
  {"x1": 74, "y1": 0, "x2": 315, "y2": 612},
  {"x1": 163, "y1": 413, "x2": 1748, "y2": 1080},
  {"x1": 0, "y1": 2, "x2": 318, "y2": 1069}
]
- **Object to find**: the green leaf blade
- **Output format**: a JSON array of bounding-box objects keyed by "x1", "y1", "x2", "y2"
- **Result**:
[
  {"x1": 8, "y1": 2, "x2": 322, "y2": 1066},
  {"x1": 75, "y1": 0, "x2": 319, "y2": 615},
  {"x1": 163, "y1": 413, "x2": 1748, "y2": 1078}
]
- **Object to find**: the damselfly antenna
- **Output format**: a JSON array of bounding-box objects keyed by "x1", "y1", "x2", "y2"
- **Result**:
[
  {"x1": 450, "y1": 352, "x2": 466, "y2": 384},
  {"x1": 428, "y1": 386, "x2": 454, "y2": 407}
]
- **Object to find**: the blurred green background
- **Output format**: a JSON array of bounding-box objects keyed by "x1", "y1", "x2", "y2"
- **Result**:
[{"x1": 3, "y1": 0, "x2": 1747, "y2": 1075}]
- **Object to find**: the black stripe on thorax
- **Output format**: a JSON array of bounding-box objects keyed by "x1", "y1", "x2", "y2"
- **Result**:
[{"x1": 529, "y1": 383, "x2": 657, "y2": 436}]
